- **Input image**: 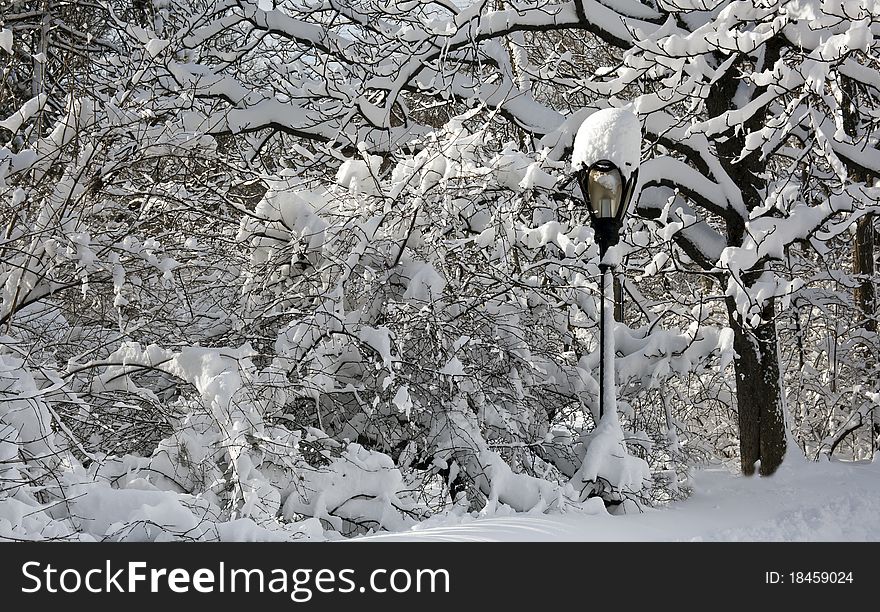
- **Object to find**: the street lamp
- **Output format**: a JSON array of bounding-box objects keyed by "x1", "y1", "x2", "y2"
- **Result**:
[
  {"x1": 572, "y1": 108, "x2": 641, "y2": 419},
  {"x1": 579, "y1": 159, "x2": 639, "y2": 258}
]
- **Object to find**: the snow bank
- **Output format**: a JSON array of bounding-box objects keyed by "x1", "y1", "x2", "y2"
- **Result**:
[{"x1": 361, "y1": 458, "x2": 880, "y2": 541}]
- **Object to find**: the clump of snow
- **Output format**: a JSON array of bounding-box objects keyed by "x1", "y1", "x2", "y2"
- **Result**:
[
  {"x1": 281, "y1": 443, "x2": 426, "y2": 533},
  {"x1": 392, "y1": 385, "x2": 413, "y2": 417},
  {"x1": 145, "y1": 38, "x2": 169, "y2": 58},
  {"x1": 256, "y1": 187, "x2": 329, "y2": 254},
  {"x1": 402, "y1": 261, "x2": 446, "y2": 300},
  {"x1": 572, "y1": 108, "x2": 642, "y2": 179},
  {"x1": 0, "y1": 94, "x2": 48, "y2": 133},
  {"x1": 0, "y1": 29, "x2": 12, "y2": 54},
  {"x1": 519, "y1": 161, "x2": 557, "y2": 190},
  {"x1": 336, "y1": 156, "x2": 382, "y2": 195},
  {"x1": 0, "y1": 353, "x2": 58, "y2": 463},
  {"x1": 359, "y1": 325, "x2": 395, "y2": 370},
  {"x1": 489, "y1": 146, "x2": 562, "y2": 191},
  {"x1": 439, "y1": 356, "x2": 466, "y2": 376},
  {"x1": 575, "y1": 414, "x2": 651, "y2": 497}
]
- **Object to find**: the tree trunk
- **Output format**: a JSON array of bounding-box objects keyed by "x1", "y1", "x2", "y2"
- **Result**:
[
  {"x1": 32, "y1": 4, "x2": 50, "y2": 98},
  {"x1": 854, "y1": 215, "x2": 876, "y2": 332},
  {"x1": 705, "y1": 39, "x2": 789, "y2": 475},
  {"x1": 726, "y1": 297, "x2": 787, "y2": 475},
  {"x1": 841, "y1": 75, "x2": 876, "y2": 333}
]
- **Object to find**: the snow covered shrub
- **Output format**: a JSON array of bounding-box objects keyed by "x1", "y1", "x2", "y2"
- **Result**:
[
  {"x1": 2, "y1": 0, "x2": 879, "y2": 541},
  {"x1": 231, "y1": 117, "x2": 741, "y2": 512}
]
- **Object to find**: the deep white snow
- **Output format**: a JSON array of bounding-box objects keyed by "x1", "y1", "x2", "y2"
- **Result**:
[{"x1": 358, "y1": 458, "x2": 880, "y2": 541}]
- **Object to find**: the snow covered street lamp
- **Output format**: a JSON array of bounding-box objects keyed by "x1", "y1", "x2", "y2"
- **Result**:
[
  {"x1": 572, "y1": 108, "x2": 641, "y2": 419},
  {"x1": 579, "y1": 159, "x2": 639, "y2": 256}
]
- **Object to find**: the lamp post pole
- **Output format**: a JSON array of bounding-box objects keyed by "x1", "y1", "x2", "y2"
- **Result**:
[
  {"x1": 598, "y1": 258, "x2": 614, "y2": 419},
  {"x1": 592, "y1": 214, "x2": 624, "y2": 420}
]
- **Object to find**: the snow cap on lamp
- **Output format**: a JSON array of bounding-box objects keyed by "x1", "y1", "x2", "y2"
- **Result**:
[{"x1": 572, "y1": 108, "x2": 641, "y2": 180}]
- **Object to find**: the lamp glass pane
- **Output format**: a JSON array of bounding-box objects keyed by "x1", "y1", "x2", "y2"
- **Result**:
[{"x1": 587, "y1": 167, "x2": 623, "y2": 219}]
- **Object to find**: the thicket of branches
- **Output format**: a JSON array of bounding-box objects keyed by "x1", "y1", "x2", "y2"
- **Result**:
[{"x1": 0, "y1": 0, "x2": 877, "y2": 540}]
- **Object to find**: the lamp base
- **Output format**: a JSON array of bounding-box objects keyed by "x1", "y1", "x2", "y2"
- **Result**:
[{"x1": 592, "y1": 217, "x2": 623, "y2": 258}]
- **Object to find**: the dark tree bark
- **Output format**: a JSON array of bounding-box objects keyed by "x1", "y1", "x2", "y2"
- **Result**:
[
  {"x1": 841, "y1": 76, "x2": 876, "y2": 333},
  {"x1": 854, "y1": 216, "x2": 876, "y2": 332},
  {"x1": 726, "y1": 298, "x2": 787, "y2": 475},
  {"x1": 707, "y1": 39, "x2": 787, "y2": 476}
]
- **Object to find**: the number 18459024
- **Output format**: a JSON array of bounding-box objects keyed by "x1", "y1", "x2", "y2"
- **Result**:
[{"x1": 765, "y1": 571, "x2": 853, "y2": 584}]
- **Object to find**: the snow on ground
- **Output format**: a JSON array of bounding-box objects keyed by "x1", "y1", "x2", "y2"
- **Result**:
[{"x1": 359, "y1": 457, "x2": 880, "y2": 541}]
